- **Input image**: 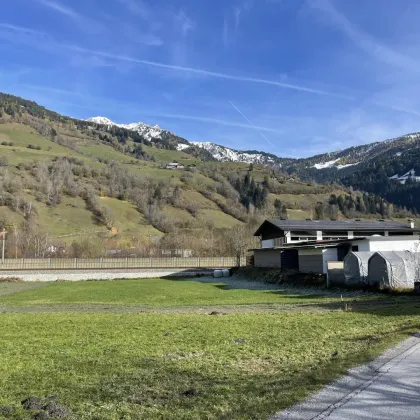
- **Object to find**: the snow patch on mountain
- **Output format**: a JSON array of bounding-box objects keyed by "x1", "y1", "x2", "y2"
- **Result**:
[
  {"x1": 312, "y1": 159, "x2": 360, "y2": 170},
  {"x1": 191, "y1": 142, "x2": 275, "y2": 164},
  {"x1": 389, "y1": 169, "x2": 420, "y2": 185},
  {"x1": 120, "y1": 122, "x2": 166, "y2": 141},
  {"x1": 177, "y1": 143, "x2": 190, "y2": 151},
  {"x1": 313, "y1": 159, "x2": 339, "y2": 169},
  {"x1": 337, "y1": 162, "x2": 360, "y2": 170},
  {"x1": 87, "y1": 116, "x2": 115, "y2": 126}
]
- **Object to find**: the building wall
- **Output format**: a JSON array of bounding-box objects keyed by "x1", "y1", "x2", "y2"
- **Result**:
[
  {"x1": 352, "y1": 236, "x2": 419, "y2": 253},
  {"x1": 298, "y1": 249, "x2": 323, "y2": 274},
  {"x1": 327, "y1": 262, "x2": 346, "y2": 287},
  {"x1": 254, "y1": 249, "x2": 282, "y2": 268},
  {"x1": 369, "y1": 237, "x2": 419, "y2": 252},
  {"x1": 322, "y1": 248, "x2": 339, "y2": 274},
  {"x1": 261, "y1": 239, "x2": 275, "y2": 249}
]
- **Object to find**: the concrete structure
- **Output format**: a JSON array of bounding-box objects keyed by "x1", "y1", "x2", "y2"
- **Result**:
[
  {"x1": 253, "y1": 219, "x2": 419, "y2": 274},
  {"x1": 351, "y1": 235, "x2": 419, "y2": 252}
]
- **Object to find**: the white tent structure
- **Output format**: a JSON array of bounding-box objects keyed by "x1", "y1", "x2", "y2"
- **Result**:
[
  {"x1": 368, "y1": 251, "x2": 420, "y2": 289},
  {"x1": 344, "y1": 252, "x2": 375, "y2": 287}
]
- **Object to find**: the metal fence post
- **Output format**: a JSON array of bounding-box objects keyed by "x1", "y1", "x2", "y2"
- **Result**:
[
  {"x1": 126, "y1": 257, "x2": 128, "y2": 268},
  {"x1": 74, "y1": 258, "x2": 77, "y2": 269},
  {"x1": 21, "y1": 258, "x2": 24, "y2": 269}
]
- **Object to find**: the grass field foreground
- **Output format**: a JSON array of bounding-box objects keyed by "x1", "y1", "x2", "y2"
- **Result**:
[
  {"x1": 0, "y1": 278, "x2": 373, "y2": 308},
  {"x1": 0, "y1": 278, "x2": 419, "y2": 419}
]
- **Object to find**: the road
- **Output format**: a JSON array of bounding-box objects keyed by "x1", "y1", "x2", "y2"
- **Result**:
[{"x1": 272, "y1": 335, "x2": 420, "y2": 420}]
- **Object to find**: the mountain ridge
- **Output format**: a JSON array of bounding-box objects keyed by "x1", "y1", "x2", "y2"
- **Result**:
[{"x1": 86, "y1": 116, "x2": 420, "y2": 174}]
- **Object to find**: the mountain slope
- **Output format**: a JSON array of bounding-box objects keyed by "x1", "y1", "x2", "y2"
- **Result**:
[
  {"x1": 283, "y1": 132, "x2": 420, "y2": 180},
  {"x1": 0, "y1": 91, "x2": 414, "y2": 258},
  {"x1": 87, "y1": 116, "x2": 289, "y2": 165}
]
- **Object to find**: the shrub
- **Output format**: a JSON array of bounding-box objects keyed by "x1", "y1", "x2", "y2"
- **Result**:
[{"x1": 27, "y1": 144, "x2": 41, "y2": 150}]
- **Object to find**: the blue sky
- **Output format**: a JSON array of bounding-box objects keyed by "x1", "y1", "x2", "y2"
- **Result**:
[{"x1": 1, "y1": 0, "x2": 420, "y2": 157}]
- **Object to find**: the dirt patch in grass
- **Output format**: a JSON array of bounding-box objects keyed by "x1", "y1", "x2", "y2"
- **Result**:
[
  {"x1": 0, "y1": 282, "x2": 47, "y2": 297},
  {"x1": 0, "y1": 277, "x2": 24, "y2": 283}
]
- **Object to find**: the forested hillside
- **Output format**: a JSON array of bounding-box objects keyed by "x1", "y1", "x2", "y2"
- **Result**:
[
  {"x1": 0, "y1": 93, "x2": 413, "y2": 258},
  {"x1": 339, "y1": 149, "x2": 420, "y2": 213},
  {"x1": 279, "y1": 132, "x2": 420, "y2": 213}
]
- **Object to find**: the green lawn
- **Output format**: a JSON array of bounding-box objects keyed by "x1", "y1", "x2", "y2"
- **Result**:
[
  {"x1": 0, "y1": 278, "x2": 361, "y2": 308},
  {"x1": 0, "y1": 278, "x2": 419, "y2": 419},
  {"x1": 35, "y1": 196, "x2": 107, "y2": 237},
  {"x1": 99, "y1": 197, "x2": 163, "y2": 237},
  {"x1": 198, "y1": 209, "x2": 242, "y2": 228}
]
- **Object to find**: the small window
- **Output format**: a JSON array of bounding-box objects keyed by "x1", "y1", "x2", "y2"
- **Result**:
[{"x1": 351, "y1": 245, "x2": 359, "y2": 252}]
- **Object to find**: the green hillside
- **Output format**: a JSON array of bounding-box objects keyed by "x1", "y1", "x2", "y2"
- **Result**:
[{"x1": 0, "y1": 92, "x2": 413, "y2": 257}]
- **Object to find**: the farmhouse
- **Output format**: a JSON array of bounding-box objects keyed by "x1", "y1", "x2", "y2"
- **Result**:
[
  {"x1": 165, "y1": 162, "x2": 185, "y2": 170},
  {"x1": 253, "y1": 219, "x2": 419, "y2": 274}
]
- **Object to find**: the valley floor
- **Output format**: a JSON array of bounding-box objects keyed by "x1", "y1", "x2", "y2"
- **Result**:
[{"x1": 0, "y1": 277, "x2": 419, "y2": 419}]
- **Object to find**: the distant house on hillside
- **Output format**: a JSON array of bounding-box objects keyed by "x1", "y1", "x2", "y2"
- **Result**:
[
  {"x1": 165, "y1": 162, "x2": 185, "y2": 170},
  {"x1": 161, "y1": 249, "x2": 192, "y2": 257},
  {"x1": 46, "y1": 243, "x2": 66, "y2": 256},
  {"x1": 252, "y1": 219, "x2": 419, "y2": 274}
]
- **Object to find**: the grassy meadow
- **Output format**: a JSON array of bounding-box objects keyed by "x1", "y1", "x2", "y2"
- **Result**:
[{"x1": 0, "y1": 277, "x2": 419, "y2": 419}]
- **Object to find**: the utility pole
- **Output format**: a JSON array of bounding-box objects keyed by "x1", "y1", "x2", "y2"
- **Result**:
[{"x1": 2, "y1": 228, "x2": 5, "y2": 264}]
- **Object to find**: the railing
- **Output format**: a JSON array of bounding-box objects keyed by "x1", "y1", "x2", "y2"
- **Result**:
[{"x1": 0, "y1": 256, "x2": 246, "y2": 271}]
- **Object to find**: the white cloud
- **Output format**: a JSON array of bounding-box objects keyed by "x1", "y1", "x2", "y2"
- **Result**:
[
  {"x1": 36, "y1": 0, "x2": 106, "y2": 34},
  {"x1": 175, "y1": 10, "x2": 195, "y2": 36},
  {"x1": 309, "y1": 0, "x2": 420, "y2": 72},
  {"x1": 117, "y1": 0, "x2": 151, "y2": 20},
  {"x1": 68, "y1": 45, "x2": 352, "y2": 98},
  {"x1": 0, "y1": 23, "x2": 47, "y2": 37}
]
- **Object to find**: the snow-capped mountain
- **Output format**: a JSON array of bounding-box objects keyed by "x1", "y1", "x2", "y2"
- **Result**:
[
  {"x1": 87, "y1": 116, "x2": 283, "y2": 164},
  {"x1": 87, "y1": 116, "x2": 420, "y2": 172},
  {"x1": 87, "y1": 117, "x2": 168, "y2": 141},
  {"x1": 87, "y1": 117, "x2": 115, "y2": 126},
  {"x1": 190, "y1": 142, "x2": 279, "y2": 164}
]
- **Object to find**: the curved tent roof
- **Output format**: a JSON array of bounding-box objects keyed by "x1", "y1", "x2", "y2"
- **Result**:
[
  {"x1": 344, "y1": 252, "x2": 374, "y2": 286},
  {"x1": 368, "y1": 251, "x2": 420, "y2": 289}
]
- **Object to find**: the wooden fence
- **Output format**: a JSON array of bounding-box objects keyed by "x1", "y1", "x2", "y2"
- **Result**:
[{"x1": 0, "y1": 256, "x2": 246, "y2": 271}]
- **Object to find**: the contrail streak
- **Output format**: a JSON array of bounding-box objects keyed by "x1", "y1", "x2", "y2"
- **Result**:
[
  {"x1": 67, "y1": 45, "x2": 353, "y2": 99},
  {"x1": 228, "y1": 101, "x2": 276, "y2": 147}
]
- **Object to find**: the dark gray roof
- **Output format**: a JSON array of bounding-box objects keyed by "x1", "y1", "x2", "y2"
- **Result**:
[
  {"x1": 254, "y1": 219, "x2": 417, "y2": 236},
  {"x1": 251, "y1": 238, "x2": 364, "y2": 251}
]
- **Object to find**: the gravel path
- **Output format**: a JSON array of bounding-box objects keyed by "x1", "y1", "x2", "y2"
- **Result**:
[
  {"x1": 0, "y1": 269, "x2": 212, "y2": 282},
  {"x1": 272, "y1": 335, "x2": 420, "y2": 420}
]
